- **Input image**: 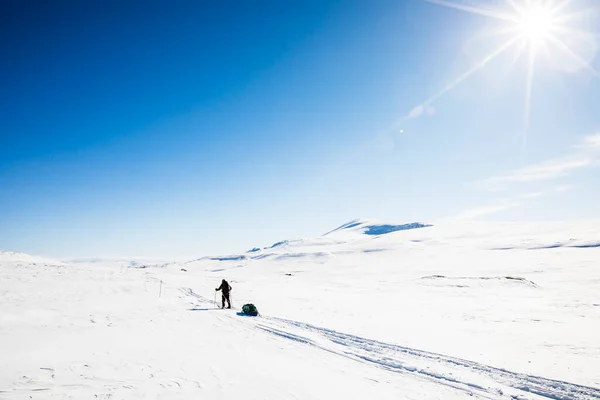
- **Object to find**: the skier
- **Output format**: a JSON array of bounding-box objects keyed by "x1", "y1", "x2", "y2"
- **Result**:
[{"x1": 215, "y1": 279, "x2": 232, "y2": 309}]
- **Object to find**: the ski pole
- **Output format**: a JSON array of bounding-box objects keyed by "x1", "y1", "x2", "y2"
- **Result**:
[{"x1": 213, "y1": 290, "x2": 217, "y2": 308}]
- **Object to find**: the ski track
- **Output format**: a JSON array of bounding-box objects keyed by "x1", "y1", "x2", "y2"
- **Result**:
[
  {"x1": 256, "y1": 317, "x2": 600, "y2": 400},
  {"x1": 184, "y1": 287, "x2": 600, "y2": 400}
]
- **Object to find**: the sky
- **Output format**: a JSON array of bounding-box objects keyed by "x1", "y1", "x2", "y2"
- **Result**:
[{"x1": 1, "y1": 0, "x2": 599, "y2": 259}]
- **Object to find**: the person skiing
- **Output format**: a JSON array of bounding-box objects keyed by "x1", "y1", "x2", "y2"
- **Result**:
[{"x1": 215, "y1": 279, "x2": 232, "y2": 309}]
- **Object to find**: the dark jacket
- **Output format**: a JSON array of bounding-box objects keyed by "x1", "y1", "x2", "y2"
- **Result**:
[{"x1": 216, "y1": 280, "x2": 231, "y2": 295}]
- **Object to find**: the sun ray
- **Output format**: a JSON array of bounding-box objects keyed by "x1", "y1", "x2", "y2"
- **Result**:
[
  {"x1": 550, "y1": 0, "x2": 576, "y2": 15},
  {"x1": 412, "y1": 0, "x2": 599, "y2": 158},
  {"x1": 415, "y1": 37, "x2": 519, "y2": 110},
  {"x1": 548, "y1": 35, "x2": 600, "y2": 77},
  {"x1": 424, "y1": 0, "x2": 517, "y2": 22},
  {"x1": 554, "y1": 26, "x2": 600, "y2": 40},
  {"x1": 552, "y1": 6, "x2": 600, "y2": 25},
  {"x1": 510, "y1": 39, "x2": 530, "y2": 69},
  {"x1": 504, "y1": 0, "x2": 525, "y2": 13},
  {"x1": 522, "y1": 43, "x2": 537, "y2": 157}
]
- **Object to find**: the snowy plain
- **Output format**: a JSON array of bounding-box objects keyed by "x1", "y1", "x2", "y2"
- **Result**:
[{"x1": 1, "y1": 219, "x2": 599, "y2": 399}]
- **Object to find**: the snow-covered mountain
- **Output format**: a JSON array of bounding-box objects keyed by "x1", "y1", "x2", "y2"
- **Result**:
[
  {"x1": 186, "y1": 218, "x2": 600, "y2": 268},
  {"x1": 324, "y1": 218, "x2": 432, "y2": 236},
  {"x1": 185, "y1": 218, "x2": 433, "y2": 265},
  {"x1": 1, "y1": 220, "x2": 599, "y2": 399},
  {"x1": 65, "y1": 256, "x2": 170, "y2": 268},
  {"x1": 0, "y1": 251, "x2": 62, "y2": 265}
]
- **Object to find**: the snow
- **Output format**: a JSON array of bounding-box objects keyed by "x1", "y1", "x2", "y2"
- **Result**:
[
  {"x1": 0, "y1": 251, "x2": 62, "y2": 265},
  {"x1": 1, "y1": 220, "x2": 600, "y2": 399},
  {"x1": 324, "y1": 218, "x2": 432, "y2": 236}
]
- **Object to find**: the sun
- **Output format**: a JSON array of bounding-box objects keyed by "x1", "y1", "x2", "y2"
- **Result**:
[
  {"x1": 515, "y1": 3, "x2": 557, "y2": 45},
  {"x1": 409, "y1": 0, "x2": 599, "y2": 154}
]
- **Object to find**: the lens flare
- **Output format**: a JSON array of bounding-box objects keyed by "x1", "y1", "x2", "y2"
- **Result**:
[{"x1": 411, "y1": 0, "x2": 599, "y2": 155}]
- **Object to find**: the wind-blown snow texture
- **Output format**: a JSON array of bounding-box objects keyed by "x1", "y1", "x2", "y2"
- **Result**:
[{"x1": 1, "y1": 219, "x2": 599, "y2": 399}]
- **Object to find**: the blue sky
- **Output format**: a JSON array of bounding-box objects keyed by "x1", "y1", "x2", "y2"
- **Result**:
[{"x1": 1, "y1": 0, "x2": 599, "y2": 258}]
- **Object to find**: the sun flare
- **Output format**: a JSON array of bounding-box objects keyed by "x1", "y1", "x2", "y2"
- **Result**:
[
  {"x1": 415, "y1": 0, "x2": 599, "y2": 154},
  {"x1": 515, "y1": 4, "x2": 557, "y2": 44}
]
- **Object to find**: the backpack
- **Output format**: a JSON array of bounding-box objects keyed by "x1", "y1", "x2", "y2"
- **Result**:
[{"x1": 242, "y1": 303, "x2": 259, "y2": 316}]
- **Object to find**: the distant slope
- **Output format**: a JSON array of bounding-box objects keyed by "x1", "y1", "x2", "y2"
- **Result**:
[
  {"x1": 0, "y1": 251, "x2": 62, "y2": 265},
  {"x1": 182, "y1": 219, "x2": 433, "y2": 267}
]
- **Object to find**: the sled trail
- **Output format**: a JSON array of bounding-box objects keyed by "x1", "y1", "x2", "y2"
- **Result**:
[{"x1": 255, "y1": 316, "x2": 600, "y2": 400}]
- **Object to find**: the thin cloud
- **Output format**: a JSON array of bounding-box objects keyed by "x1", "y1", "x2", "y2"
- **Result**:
[
  {"x1": 453, "y1": 201, "x2": 519, "y2": 220},
  {"x1": 453, "y1": 192, "x2": 538, "y2": 220},
  {"x1": 452, "y1": 186, "x2": 572, "y2": 220},
  {"x1": 582, "y1": 133, "x2": 600, "y2": 149},
  {"x1": 477, "y1": 133, "x2": 600, "y2": 191},
  {"x1": 479, "y1": 158, "x2": 592, "y2": 190},
  {"x1": 520, "y1": 191, "x2": 546, "y2": 199},
  {"x1": 554, "y1": 184, "x2": 573, "y2": 193}
]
